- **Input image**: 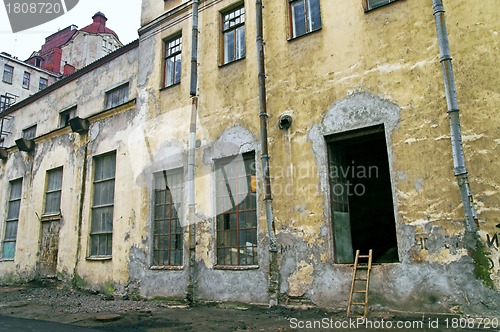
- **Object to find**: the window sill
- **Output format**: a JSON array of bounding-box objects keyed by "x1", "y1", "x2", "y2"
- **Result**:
[
  {"x1": 218, "y1": 56, "x2": 245, "y2": 68},
  {"x1": 214, "y1": 265, "x2": 259, "y2": 270},
  {"x1": 86, "y1": 256, "x2": 112, "y2": 261},
  {"x1": 0, "y1": 258, "x2": 14, "y2": 262},
  {"x1": 150, "y1": 265, "x2": 184, "y2": 270},
  {"x1": 40, "y1": 213, "x2": 61, "y2": 222},
  {"x1": 287, "y1": 27, "x2": 322, "y2": 42},
  {"x1": 2, "y1": 80, "x2": 12, "y2": 85},
  {"x1": 160, "y1": 81, "x2": 181, "y2": 92}
]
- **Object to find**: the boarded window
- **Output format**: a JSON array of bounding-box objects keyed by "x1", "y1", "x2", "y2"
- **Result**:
[
  {"x1": 89, "y1": 152, "x2": 116, "y2": 257},
  {"x1": 2, "y1": 65, "x2": 13, "y2": 84},
  {"x1": 222, "y1": 5, "x2": 245, "y2": 64},
  {"x1": 289, "y1": 0, "x2": 322, "y2": 38},
  {"x1": 152, "y1": 169, "x2": 184, "y2": 266},
  {"x1": 105, "y1": 83, "x2": 129, "y2": 109},
  {"x1": 164, "y1": 35, "x2": 182, "y2": 87},
  {"x1": 363, "y1": 0, "x2": 400, "y2": 12},
  {"x1": 44, "y1": 167, "x2": 63, "y2": 215},
  {"x1": 2, "y1": 179, "x2": 22, "y2": 259},
  {"x1": 215, "y1": 152, "x2": 257, "y2": 266}
]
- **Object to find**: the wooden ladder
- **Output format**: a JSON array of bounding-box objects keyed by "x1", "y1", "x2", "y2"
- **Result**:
[{"x1": 346, "y1": 249, "x2": 372, "y2": 320}]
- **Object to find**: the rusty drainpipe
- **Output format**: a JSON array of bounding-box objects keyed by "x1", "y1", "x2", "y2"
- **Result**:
[
  {"x1": 186, "y1": 0, "x2": 199, "y2": 303},
  {"x1": 432, "y1": 0, "x2": 477, "y2": 233},
  {"x1": 256, "y1": 0, "x2": 279, "y2": 306}
]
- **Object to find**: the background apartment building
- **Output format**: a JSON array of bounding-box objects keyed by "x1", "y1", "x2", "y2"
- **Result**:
[{"x1": 0, "y1": 0, "x2": 498, "y2": 316}]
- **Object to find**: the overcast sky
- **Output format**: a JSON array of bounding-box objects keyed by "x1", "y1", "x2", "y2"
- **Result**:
[{"x1": 0, "y1": 1, "x2": 142, "y2": 60}]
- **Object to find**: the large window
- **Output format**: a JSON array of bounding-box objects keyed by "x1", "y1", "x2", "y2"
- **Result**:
[
  {"x1": 105, "y1": 83, "x2": 129, "y2": 109},
  {"x1": 152, "y1": 169, "x2": 183, "y2": 267},
  {"x1": 22, "y1": 72, "x2": 30, "y2": 89},
  {"x1": 2, "y1": 65, "x2": 13, "y2": 84},
  {"x1": 89, "y1": 152, "x2": 116, "y2": 257},
  {"x1": 44, "y1": 167, "x2": 63, "y2": 215},
  {"x1": 22, "y1": 125, "x2": 37, "y2": 140},
  {"x1": 164, "y1": 35, "x2": 182, "y2": 87},
  {"x1": 289, "y1": 0, "x2": 322, "y2": 38},
  {"x1": 222, "y1": 5, "x2": 246, "y2": 64},
  {"x1": 215, "y1": 152, "x2": 257, "y2": 266},
  {"x1": 2, "y1": 179, "x2": 22, "y2": 260},
  {"x1": 39, "y1": 77, "x2": 48, "y2": 91}
]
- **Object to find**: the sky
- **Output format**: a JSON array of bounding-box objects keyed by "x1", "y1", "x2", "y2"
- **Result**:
[{"x1": 0, "y1": 0, "x2": 142, "y2": 60}]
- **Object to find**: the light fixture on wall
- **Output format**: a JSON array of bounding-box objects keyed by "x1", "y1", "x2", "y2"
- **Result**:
[
  {"x1": 15, "y1": 138, "x2": 35, "y2": 152},
  {"x1": 69, "y1": 116, "x2": 90, "y2": 134}
]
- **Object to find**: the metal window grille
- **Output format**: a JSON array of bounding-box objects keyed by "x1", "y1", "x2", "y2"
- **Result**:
[
  {"x1": 2, "y1": 179, "x2": 22, "y2": 259},
  {"x1": 2, "y1": 65, "x2": 13, "y2": 84},
  {"x1": 164, "y1": 35, "x2": 182, "y2": 87},
  {"x1": 222, "y1": 5, "x2": 246, "y2": 64},
  {"x1": 44, "y1": 167, "x2": 63, "y2": 215},
  {"x1": 289, "y1": 0, "x2": 322, "y2": 38},
  {"x1": 105, "y1": 83, "x2": 129, "y2": 109},
  {"x1": 215, "y1": 152, "x2": 257, "y2": 266},
  {"x1": 22, "y1": 72, "x2": 30, "y2": 89},
  {"x1": 152, "y1": 169, "x2": 184, "y2": 266},
  {"x1": 90, "y1": 152, "x2": 116, "y2": 257}
]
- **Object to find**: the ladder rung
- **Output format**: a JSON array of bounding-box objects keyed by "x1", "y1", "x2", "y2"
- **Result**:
[
  {"x1": 352, "y1": 302, "x2": 365, "y2": 305},
  {"x1": 353, "y1": 290, "x2": 367, "y2": 293},
  {"x1": 358, "y1": 255, "x2": 370, "y2": 258},
  {"x1": 355, "y1": 278, "x2": 368, "y2": 281}
]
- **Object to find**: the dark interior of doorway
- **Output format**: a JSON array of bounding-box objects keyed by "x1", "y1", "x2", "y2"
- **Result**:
[{"x1": 329, "y1": 126, "x2": 399, "y2": 263}]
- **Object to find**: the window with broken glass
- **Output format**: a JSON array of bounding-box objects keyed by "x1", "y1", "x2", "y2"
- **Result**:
[
  {"x1": 164, "y1": 35, "x2": 182, "y2": 87},
  {"x1": 152, "y1": 169, "x2": 184, "y2": 267},
  {"x1": 289, "y1": 0, "x2": 322, "y2": 38},
  {"x1": 22, "y1": 125, "x2": 37, "y2": 140},
  {"x1": 89, "y1": 152, "x2": 116, "y2": 257},
  {"x1": 59, "y1": 106, "x2": 76, "y2": 128},
  {"x1": 222, "y1": 5, "x2": 246, "y2": 64},
  {"x1": 2, "y1": 65, "x2": 13, "y2": 84},
  {"x1": 2, "y1": 179, "x2": 22, "y2": 260},
  {"x1": 44, "y1": 167, "x2": 63, "y2": 215},
  {"x1": 215, "y1": 152, "x2": 257, "y2": 266},
  {"x1": 105, "y1": 83, "x2": 129, "y2": 109}
]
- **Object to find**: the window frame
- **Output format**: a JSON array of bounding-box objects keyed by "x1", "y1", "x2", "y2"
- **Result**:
[
  {"x1": 89, "y1": 152, "x2": 116, "y2": 258},
  {"x1": 363, "y1": 0, "x2": 400, "y2": 12},
  {"x1": 215, "y1": 152, "x2": 258, "y2": 268},
  {"x1": 2, "y1": 64, "x2": 14, "y2": 84},
  {"x1": 221, "y1": 4, "x2": 246, "y2": 65},
  {"x1": 0, "y1": 95, "x2": 12, "y2": 112},
  {"x1": 104, "y1": 83, "x2": 129, "y2": 110},
  {"x1": 151, "y1": 168, "x2": 184, "y2": 268},
  {"x1": 22, "y1": 125, "x2": 37, "y2": 140},
  {"x1": 59, "y1": 106, "x2": 77, "y2": 128},
  {"x1": 39, "y1": 77, "x2": 48, "y2": 91},
  {"x1": 163, "y1": 34, "x2": 182, "y2": 88},
  {"x1": 43, "y1": 167, "x2": 63, "y2": 216},
  {"x1": 1, "y1": 178, "x2": 23, "y2": 260},
  {"x1": 288, "y1": 0, "x2": 322, "y2": 39},
  {"x1": 22, "y1": 71, "x2": 30, "y2": 89}
]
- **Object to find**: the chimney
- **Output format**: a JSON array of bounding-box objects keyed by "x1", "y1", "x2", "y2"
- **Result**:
[{"x1": 92, "y1": 12, "x2": 107, "y2": 26}]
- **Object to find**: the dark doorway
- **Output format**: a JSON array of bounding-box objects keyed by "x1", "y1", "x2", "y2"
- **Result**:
[{"x1": 328, "y1": 125, "x2": 399, "y2": 264}]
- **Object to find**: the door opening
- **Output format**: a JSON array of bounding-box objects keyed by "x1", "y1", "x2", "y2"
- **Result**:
[{"x1": 328, "y1": 125, "x2": 399, "y2": 264}]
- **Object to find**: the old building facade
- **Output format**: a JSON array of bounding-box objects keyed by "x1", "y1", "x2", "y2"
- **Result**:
[{"x1": 0, "y1": 0, "x2": 498, "y2": 315}]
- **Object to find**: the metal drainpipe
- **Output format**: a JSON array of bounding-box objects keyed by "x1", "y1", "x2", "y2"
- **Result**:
[
  {"x1": 73, "y1": 142, "x2": 88, "y2": 283},
  {"x1": 432, "y1": 0, "x2": 477, "y2": 232},
  {"x1": 187, "y1": 0, "x2": 199, "y2": 303},
  {"x1": 256, "y1": 0, "x2": 279, "y2": 306}
]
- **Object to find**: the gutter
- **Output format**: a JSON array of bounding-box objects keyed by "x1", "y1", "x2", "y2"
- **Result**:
[{"x1": 432, "y1": 0, "x2": 477, "y2": 232}]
